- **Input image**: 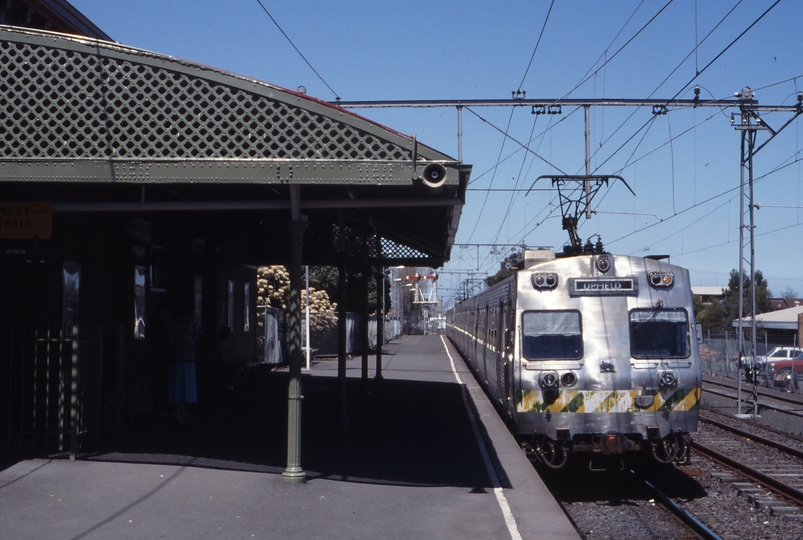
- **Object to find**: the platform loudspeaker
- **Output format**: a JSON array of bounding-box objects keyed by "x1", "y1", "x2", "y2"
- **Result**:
[{"x1": 421, "y1": 163, "x2": 447, "y2": 193}]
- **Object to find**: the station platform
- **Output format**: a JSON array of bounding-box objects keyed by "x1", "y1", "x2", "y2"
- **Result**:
[{"x1": 0, "y1": 334, "x2": 580, "y2": 540}]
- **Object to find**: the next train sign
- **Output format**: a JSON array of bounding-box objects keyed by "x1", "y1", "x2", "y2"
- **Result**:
[
  {"x1": 569, "y1": 277, "x2": 639, "y2": 296},
  {"x1": 0, "y1": 202, "x2": 52, "y2": 240},
  {"x1": 0, "y1": 202, "x2": 52, "y2": 262}
]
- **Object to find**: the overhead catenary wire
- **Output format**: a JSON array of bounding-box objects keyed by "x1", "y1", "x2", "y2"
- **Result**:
[
  {"x1": 582, "y1": 1, "x2": 744, "y2": 180},
  {"x1": 423, "y1": 2, "x2": 797, "y2": 301},
  {"x1": 482, "y1": 0, "x2": 664, "y2": 249},
  {"x1": 669, "y1": 0, "x2": 782, "y2": 102},
  {"x1": 516, "y1": 0, "x2": 555, "y2": 92},
  {"x1": 468, "y1": 0, "x2": 556, "y2": 244},
  {"x1": 574, "y1": 0, "x2": 783, "y2": 247},
  {"x1": 610, "y1": 151, "x2": 803, "y2": 249},
  {"x1": 489, "y1": 0, "x2": 700, "y2": 257},
  {"x1": 255, "y1": 0, "x2": 340, "y2": 99},
  {"x1": 464, "y1": 107, "x2": 516, "y2": 243}
]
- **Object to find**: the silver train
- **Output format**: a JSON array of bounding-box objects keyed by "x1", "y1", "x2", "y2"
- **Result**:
[{"x1": 445, "y1": 248, "x2": 702, "y2": 468}]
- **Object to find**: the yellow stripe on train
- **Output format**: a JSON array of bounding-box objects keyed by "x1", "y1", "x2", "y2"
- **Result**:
[{"x1": 517, "y1": 387, "x2": 701, "y2": 414}]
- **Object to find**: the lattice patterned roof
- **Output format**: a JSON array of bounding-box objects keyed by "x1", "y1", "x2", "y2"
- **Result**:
[
  {"x1": 0, "y1": 26, "x2": 461, "y2": 185},
  {"x1": 0, "y1": 26, "x2": 470, "y2": 265}
]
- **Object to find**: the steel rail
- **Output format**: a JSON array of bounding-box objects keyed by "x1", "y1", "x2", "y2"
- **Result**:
[
  {"x1": 704, "y1": 375, "x2": 803, "y2": 408},
  {"x1": 628, "y1": 470, "x2": 722, "y2": 540},
  {"x1": 702, "y1": 406, "x2": 803, "y2": 446},
  {"x1": 692, "y1": 425, "x2": 803, "y2": 507},
  {"x1": 700, "y1": 413, "x2": 803, "y2": 460},
  {"x1": 703, "y1": 379, "x2": 803, "y2": 419},
  {"x1": 704, "y1": 387, "x2": 803, "y2": 421}
]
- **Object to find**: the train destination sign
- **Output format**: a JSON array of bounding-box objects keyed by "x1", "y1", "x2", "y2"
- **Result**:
[{"x1": 569, "y1": 277, "x2": 639, "y2": 296}]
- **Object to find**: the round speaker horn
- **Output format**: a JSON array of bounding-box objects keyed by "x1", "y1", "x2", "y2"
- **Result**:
[{"x1": 421, "y1": 163, "x2": 447, "y2": 193}]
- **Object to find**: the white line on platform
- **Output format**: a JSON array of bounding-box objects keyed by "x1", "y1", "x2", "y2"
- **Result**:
[{"x1": 440, "y1": 335, "x2": 523, "y2": 540}]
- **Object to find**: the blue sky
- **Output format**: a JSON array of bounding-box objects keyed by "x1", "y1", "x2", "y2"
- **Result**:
[{"x1": 70, "y1": 0, "x2": 803, "y2": 305}]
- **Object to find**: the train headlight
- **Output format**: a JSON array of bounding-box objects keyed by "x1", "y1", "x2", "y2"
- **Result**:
[
  {"x1": 561, "y1": 372, "x2": 577, "y2": 387},
  {"x1": 595, "y1": 255, "x2": 611, "y2": 273},
  {"x1": 658, "y1": 370, "x2": 678, "y2": 387},
  {"x1": 532, "y1": 273, "x2": 558, "y2": 290},
  {"x1": 648, "y1": 272, "x2": 674, "y2": 288},
  {"x1": 539, "y1": 371, "x2": 559, "y2": 388}
]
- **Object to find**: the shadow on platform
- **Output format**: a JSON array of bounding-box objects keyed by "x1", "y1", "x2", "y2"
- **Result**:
[{"x1": 75, "y1": 370, "x2": 493, "y2": 489}]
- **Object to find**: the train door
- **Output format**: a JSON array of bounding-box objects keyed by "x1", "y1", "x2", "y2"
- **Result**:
[
  {"x1": 482, "y1": 304, "x2": 490, "y2": 382},
  {"x1": 503, "y1": 288, "x2": 516, "y2": 418},
  {"x1": 495, "y1": 299, "x2": 505, "y2": 402},
  {"x1": 472, "y1": 306, "x2": 479, "y2": 370}
]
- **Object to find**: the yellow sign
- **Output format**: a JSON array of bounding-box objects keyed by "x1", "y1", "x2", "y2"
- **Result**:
[{"x1": 0, "y1": 202, "x2": 52, "y2": 239}]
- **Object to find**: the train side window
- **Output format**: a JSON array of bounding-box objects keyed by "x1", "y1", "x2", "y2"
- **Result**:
[
  {"x1": 521, "y1": 311, "x2": 582, "y2": 360},
  {"x1": 629, "y1": 309, "x2": 689, "y2": 359}
]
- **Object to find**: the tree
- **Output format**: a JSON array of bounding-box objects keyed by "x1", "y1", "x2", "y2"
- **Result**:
[
  {"x1": 310, "y1": 265, "x2": 389, "y2": 315},
  {"x1": 693, "y1": 269, "x2": 774, "y2": 336},
  {"x1": 780, "y1": 286, "x2": 799, "y2": 300},
  {"x1": 722, "y1": 269, "x2": 772, "y2": 321},
  {"x1": 714, "y1": 269, "x2": 772, "y2": 341},
  {"x1": 258, "y1": 265, "x2": 390, "y2": 317},
  {"x1": 257, "y1": 265, "x2": 291, "y2": 310},
  {"x1": 693, "y1": 295, "x2": 729, "y2": 334}
]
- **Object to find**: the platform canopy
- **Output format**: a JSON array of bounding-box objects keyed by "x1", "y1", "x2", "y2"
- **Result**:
[{"x1": 0, "y1": 26, "x2": 470, "y2": 266}]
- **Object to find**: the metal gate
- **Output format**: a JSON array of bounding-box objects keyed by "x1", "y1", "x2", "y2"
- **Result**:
[{"x1": 1, "y1": 324, "x2": 105, "y2": 458}]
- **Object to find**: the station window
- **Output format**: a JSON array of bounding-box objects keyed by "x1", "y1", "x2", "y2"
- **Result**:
[
  {"x1": 629, "y1": 309, "x2": 689, "y2": 359},
  {"x1": 244, "y1": 282, "x2": 250, "y2": 332},
  {"x1": 194, "y1": 275, "x2": 203, "y2": 321},
  {"x1": 227, "y1": 280, "x2": 235, "y2": 331},
  {"x1": 63, "y1": 258, "x2": 80, "y2": 338},
  {"x1": 521, "y1": 311, "x2": 582, "y2": 360},
  {"x1": 134, "y1": 266, "x2": 147, "y2": 339}
]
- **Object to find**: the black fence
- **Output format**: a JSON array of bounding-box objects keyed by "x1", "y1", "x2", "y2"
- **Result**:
[
  {"x1": 700, "y1": 331, "x2": 802, "y2": 393},
  {"x1": 0, "y1": 323, "x2": 120, "y2": 457}
]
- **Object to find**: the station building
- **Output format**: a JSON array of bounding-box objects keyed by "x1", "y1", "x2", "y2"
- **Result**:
[{"x1": 0, "y1": 0, "x2": 469, "y2": 466}]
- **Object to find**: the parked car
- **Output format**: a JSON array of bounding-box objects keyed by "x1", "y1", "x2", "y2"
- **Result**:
[
  {"x1": 749, "y1": 346, "x2": 803, "y2": 370},
  {"x1": 767, "y1": 351, "x2": 803, "y2": 388},
  {"x1": 742, "y1": 346, "x2": 803, "y2": 384}
]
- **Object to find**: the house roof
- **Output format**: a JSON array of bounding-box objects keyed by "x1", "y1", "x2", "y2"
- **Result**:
[
  {"x1": 692, "y1": 286, "x2": 726, "y2": 297},
  {"x1": 769, "y1": 298, "x2": 803, "y2": 311},
  {"x1": 733, "y1": 305, "x2": 803, "y2": 331}
]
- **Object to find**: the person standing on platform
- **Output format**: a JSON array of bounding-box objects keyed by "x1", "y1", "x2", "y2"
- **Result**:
[{"x1": 165, "y1": 298, "x2": 203, "y2": 425}]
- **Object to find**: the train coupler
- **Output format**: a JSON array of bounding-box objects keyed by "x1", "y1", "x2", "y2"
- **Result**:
[{"x1": 591, "y1": 433, "x2": 630, "y2": 455}]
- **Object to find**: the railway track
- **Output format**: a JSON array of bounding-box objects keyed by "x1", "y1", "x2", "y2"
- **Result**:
[
  {"x1": 703, "y1": 375, "x2": 803, "y2": 420},
  {"x1": 694, "y1": 408, "x2": 803, "y2": 518},
  {"x1": 538, "y1": 406, "x2": 803, "y2": 539},
  {"x1": 543, "y1": 464, "x2": 714, "y2": 540},
  {"x1": 634, "y1": 471, "x2": 721, "y2": 540}
]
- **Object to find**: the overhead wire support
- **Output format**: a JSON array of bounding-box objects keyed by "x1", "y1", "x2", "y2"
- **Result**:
[
  {"x1": 340, "y1": 93, "x2": 803, "y2": 322},
  {"x1": 731, "y1": 89, "x2": 802, "y2": 418},
  {"x1": 332, "y1": 97, "x2": 755, "y2": 110},
  {"x1": 333, "y1": 96, "x2": 768, "y2": 172}
]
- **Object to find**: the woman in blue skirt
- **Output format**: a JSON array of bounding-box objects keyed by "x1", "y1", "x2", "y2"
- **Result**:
[{"x1": 165, "y1": 305, "x2": 203, "y2": 424}]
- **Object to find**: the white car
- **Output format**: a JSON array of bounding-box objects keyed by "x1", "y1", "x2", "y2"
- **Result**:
[{"x1": 756, "y1": 346, "x2": 803, "y2": 370}]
